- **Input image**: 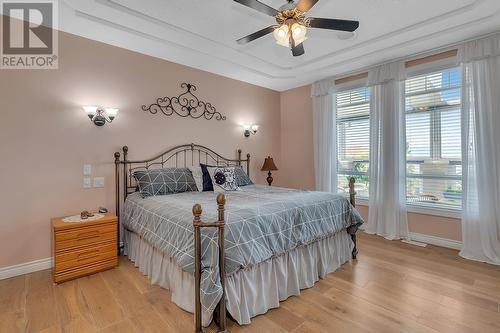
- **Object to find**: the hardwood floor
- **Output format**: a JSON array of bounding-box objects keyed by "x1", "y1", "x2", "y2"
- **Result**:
[{"x1": 1, "y1": 233, "x2": 500, "y2": 333}]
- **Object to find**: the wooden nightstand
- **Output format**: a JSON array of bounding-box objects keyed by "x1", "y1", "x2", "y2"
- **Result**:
[{"x1": 52, "y1": 213, "x2": 118, "y2": 283}]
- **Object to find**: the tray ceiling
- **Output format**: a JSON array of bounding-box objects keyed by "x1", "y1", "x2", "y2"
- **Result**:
[{"x1": 51, "y1": 1, "x2": 500, "y2": 90}]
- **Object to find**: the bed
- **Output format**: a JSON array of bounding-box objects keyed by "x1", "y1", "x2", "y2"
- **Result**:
[{"x1": 113, "y1": 144, "x2": 363, "y2": 332}]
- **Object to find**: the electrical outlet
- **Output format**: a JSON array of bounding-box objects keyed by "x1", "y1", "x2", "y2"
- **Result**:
[
  {"x1": 83, "y1": 177, "x2": 92, "y2": 188},
  {"x1": 83, "y1": 164, "x2": 92, "y2": 176},
  {"x1": 93, "y1": 177, "x2": 105, "y2": 188}
]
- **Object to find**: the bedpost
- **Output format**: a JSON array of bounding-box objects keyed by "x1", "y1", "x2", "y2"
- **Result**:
[
  {"x1": 246, "y1": 153, "x2": 251, "y2": 178},
  {"x1": 348, "y1": 177, "x2": 358, "y2": 260},
  {"x1": 114, "y1": 151, "x2": 121, "y2": 255},
  {"x1": 192, "y1": 195, "x2": 227, "y2": 333},
  {"x1": 237, "y1": 149, "x2": 242, "y2": 167},
  {"x1": 216, "y1": 194, "x2": 227, "y2": 333},
  {"x1": 349, "y1": 177, "x2": 356, "y2": 208},
  {"x1": 122, "y1": 146, "x2": 128, "y2": 202},
  {"x1": 193, "y1": 204, "x2": 203, "y2": 333}
]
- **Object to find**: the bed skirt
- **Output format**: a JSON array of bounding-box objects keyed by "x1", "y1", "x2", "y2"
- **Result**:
[{"x1": 124, "y1": 229, "x2": 353, "y2": 326}]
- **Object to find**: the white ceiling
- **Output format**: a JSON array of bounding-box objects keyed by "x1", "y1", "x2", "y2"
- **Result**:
[{"x1": 54, "y1": 0, "x2": 500, "y2": 90}]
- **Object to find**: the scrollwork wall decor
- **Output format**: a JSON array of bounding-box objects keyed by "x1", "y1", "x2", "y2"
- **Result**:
[{"x1": 141, "y1": 83, "x2": 226, "y2": 121}]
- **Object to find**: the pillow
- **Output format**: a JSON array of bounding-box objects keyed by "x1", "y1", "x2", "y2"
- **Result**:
[
  {"x1": 233, "y1": 166, "x2": 253, "y2": 186},
  {"x1": 208, "y1": 166, "x2": 240, "y2": 191},
  {"x1": 200, "y1": 164, "x2": 214, "y2": 192},
  {"x1": 188, "y1": 166, "x2": 204, "y2": 192},
  {"x1": 133, "y1": 168, "x2": 198, "y2": 197}
]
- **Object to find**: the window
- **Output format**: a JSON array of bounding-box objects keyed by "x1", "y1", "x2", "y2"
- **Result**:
[
  {"x1": 336, "y1": 87, "x2": 370, "y2": 198},
  {"x1": 405, "y1": 68, "x2": 462, "y2": 210}
]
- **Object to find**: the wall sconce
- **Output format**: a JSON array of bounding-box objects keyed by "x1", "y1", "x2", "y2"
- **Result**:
[
  {"x1": 83, "y1": 106, "x2": 119, "y2": 126},
  {"x1": 243, "y1": 124, "x2": 259, "y2": 137}
]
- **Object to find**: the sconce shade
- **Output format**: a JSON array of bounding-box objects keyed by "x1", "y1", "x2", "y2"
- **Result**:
[
  {"x1": 261, "y1": 156, "x2": 278, "y2": 171},
  {"x1": 105, "y1": 108, "x2": 119, "y2": 117}
]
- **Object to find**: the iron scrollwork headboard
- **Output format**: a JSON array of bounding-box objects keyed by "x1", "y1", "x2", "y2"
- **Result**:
[{"x1": 113, "y1": 143, "x2": 250, "y2": 219}]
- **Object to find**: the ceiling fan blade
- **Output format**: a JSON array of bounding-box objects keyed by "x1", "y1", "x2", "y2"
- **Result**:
[
  {"x1": 296, "y1": 0, "x2": 320, "y2": 13},
  {"x1": 308, "y1": 18, "x2": 359, "y2": 32},
  {"x1": 291, "y1": 42, "x2": 305, "y2": 57},
  {"x1": 233, "y1": 0, "x2": 278, "y2": 16},
  {"x1": 237, "y1": 26, "x2": 275, "y2": 44}
]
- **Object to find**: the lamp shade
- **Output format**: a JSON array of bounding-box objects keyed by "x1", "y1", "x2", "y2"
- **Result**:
[{"x1": 261, "y1": 156, "x2": 278, "y2": 171}]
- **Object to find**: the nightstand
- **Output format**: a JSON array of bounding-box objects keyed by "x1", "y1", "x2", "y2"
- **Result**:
[{"x1": 52, "y1": 212, "x2": 118, "y2": 283}]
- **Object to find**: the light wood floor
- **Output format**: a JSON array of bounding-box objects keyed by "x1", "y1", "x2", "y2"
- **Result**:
[{"x1": 2, "y1": 233, "x2": 500, "y2": 333}]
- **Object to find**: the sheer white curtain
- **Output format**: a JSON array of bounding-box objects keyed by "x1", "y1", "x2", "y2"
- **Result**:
[
  {"x1": 365, "y1": 62, "x2": 409, "y2": 240},
  {"x1": 312, "y1": 78, "x2": 337, "y2": 192},
  {"x1": 459, "y1": 33, "x2": 500, "y2": 265}
]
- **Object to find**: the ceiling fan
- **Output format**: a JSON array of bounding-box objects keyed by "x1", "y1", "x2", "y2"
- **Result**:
[{"x1": 234, "y1": 0, "x2": 359, "y2": 56}]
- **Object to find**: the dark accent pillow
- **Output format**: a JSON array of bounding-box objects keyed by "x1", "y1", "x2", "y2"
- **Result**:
[
  {"x1": 214, "y1": 171, "x2": 226, "y2": 185},
  {"x1": 200, "y1": 164, "x2": 214, "y2": 192},
  {"x1": 133, "y1": 168, "x2": 198, "y2": 197},
  {"x1": 234, "y1": 166, "x2": 253, "y2": 186}
]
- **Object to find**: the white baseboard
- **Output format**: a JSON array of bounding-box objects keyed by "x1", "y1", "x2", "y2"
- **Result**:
[
  {"x1": 409, "y1": 232, "x2": 462, "y2": 250},
  {"x1": 0, "y1": 257, "x2": 53, "y2": 280}
]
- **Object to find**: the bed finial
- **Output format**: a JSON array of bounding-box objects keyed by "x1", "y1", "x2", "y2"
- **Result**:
[
  {"x1": 216, "y1": 193, "x2": 226, "y2": 206},
  {"x1": 114, "y1": 151, "x2": 120, "y2": 161},
  {"x1": 123, "y1": 146, "x2": 129, "y2": 159},
  {"x1": 192, "y1": 204, "x2": 202, "y2": 219}
]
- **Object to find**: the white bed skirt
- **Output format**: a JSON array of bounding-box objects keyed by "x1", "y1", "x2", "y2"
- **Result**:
[{"x1": 124, "y1": 229, "x2": 353, "y2": 326}]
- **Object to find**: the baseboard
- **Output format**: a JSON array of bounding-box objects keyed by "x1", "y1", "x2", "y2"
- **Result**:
[
  {"x1": 0, "y1": 257, "x2": 53, "y2": 280},
  {"x1": 409, "y1": 232, "x2": 462, "y2": 250}
]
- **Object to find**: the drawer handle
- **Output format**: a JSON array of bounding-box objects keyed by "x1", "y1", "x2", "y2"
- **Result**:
[
  {"x1": 77, "y1": 231, "x2": 100, "y2": 240},
  {"x1": 77, "y1": 250, "x2": 100, "y2": 261}
]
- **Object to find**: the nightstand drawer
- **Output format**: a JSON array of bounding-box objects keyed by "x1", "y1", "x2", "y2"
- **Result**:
[
  {"x1": 55, "y1": 243, "x2": 116, "y2": 272},
  {"x1": 53, "y1": 258, "x2": 118, "y2": 283},
  {"x1": 54, "y1": 223, "x2": 116, "y2": 252}
]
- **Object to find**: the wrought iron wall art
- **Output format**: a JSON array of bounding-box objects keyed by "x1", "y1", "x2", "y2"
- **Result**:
[{"x1": 141, "y1": 83, "x2": 226, "y2": 121}]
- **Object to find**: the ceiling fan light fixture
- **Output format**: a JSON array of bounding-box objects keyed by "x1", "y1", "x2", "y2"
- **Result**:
[
  {"x1": 291, "y1": 22, "x2": 307, "y2": 46},
  {"x1": 291, "y1": 22, "x2": 306, "y2": 38},
  {"x1": 273, "y1": 24, "x2": 291, "y2": 47}
]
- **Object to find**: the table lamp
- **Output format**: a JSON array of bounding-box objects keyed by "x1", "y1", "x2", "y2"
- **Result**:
[{"x1": 261, "y1": 156, "x2": 278, "y2": 186}]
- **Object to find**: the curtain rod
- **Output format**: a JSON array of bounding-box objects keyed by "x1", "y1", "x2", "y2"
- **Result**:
[{"x1": 330, "y1": 30, "x2": 500, "y2": 86}]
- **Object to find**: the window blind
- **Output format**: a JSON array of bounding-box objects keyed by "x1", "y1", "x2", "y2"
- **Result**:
[
  {"x1": 336, "y1": 87, "x2": 370, "y2": 198},
  {"x1": 405, "y1": 67, "x2": 462, "y2": 210}
]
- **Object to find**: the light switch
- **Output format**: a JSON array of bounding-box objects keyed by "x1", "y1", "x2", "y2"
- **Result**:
[
  {"x1": 83, "y1": 177, "x2": 92, "y2": 188},
  {"x1": 83, "y1": 164, "x2": 92, "y2": 176},
  {"x1": 93, "y1": 177, "x2": 105, "y2": 188}
]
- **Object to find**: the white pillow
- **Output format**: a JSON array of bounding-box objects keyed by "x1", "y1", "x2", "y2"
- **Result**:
[
  {"x1": 188, "y1": 166, "x2": 204, "y2": 192},
  {"x1": 208, "y1": 166, "x2": 240, "y2": 191}
]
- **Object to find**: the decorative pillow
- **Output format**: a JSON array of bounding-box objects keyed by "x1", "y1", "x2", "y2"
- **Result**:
[
  {"x1": 133, "y1": 168, "x2": 198, "y2": 197},
  {"x1": 208, "y1": 167, "x2": 240, "y2": 191},
  {"x1": 233, "y1": 166, "x2": 253, "y2": 186},
  {"x1": 200, "y1": 164, "x2": 214, "y2": 192},
  {"x1": 188, "y1": 166, "x2": 204, "y2": 192}
]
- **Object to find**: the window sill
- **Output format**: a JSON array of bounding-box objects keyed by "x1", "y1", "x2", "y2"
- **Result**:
[
  {"x1": 352, "y1": 199, "x2": 461, "y2": 219},
  {"x1": 406, "y1": 205, "x2": 461, "y2": 219}
]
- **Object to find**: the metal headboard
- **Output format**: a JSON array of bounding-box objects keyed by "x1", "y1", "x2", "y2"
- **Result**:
[{"x1": 113, "y1": 143, "x2": 250, "y2": 223}]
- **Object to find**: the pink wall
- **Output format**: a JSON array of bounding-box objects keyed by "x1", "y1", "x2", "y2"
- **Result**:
[
  {"x1": 278, "y1": 85, "x2": 462, "y2": 242},
  {"x1": 279, "y1": 86, "x2": 315, "y2": 190},
  {"x1": 0, "y1": 31, "x2": 282, "y2": 268}
]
